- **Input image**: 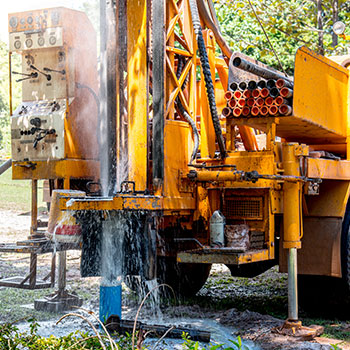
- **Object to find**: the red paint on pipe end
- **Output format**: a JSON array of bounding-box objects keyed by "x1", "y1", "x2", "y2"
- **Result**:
[
  {"x1": 260, "y1": 106, "x2": 269, "y2": 115},
  {"x1": 269, "y1": 105, "x2": 278, "y2": 115},
  {"x1": 228, "y1": 99, "x2": 236, "y2": 108},
  {"x1": 234, "y1": 91, "x2": 242, "y2": 99},
  {"x1": 256, "y1": 97, "x2": 264, "y2": 106},
  {"x1": 242, "y1": 106, "x2": 250, "y2": 116},
  {"x1": 265, "y1": 97, "x2": 273, "y2": 106},
  {"x1": 260, "y1": 88, "x2": 269, "y2": 98},
  {"x1": 233, "y1": 107, "x2": 242, "y2": 117},
  {"x1": 243, "y1": 89, "x2": 251, "y2": 98},
  {"x1": 247, "y1": 98, "x2": 255, "y2": 107},
  {"x1": 251, "y1": 106, "x2": 260, "y2": 116},
  {"x1": 225, "y1": 91, "x2": 233, "y2": 100},
  {"x1": 252, "y1": 89, "x2": 260, "y2": 98}
]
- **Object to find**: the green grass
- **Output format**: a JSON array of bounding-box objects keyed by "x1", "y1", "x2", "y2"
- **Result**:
[{"x1": 0, "y1": 163, "x2": 45, "y2": 212}]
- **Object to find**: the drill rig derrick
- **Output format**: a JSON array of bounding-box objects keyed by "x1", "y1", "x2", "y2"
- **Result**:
[{"x1": 54, "y1": 0, "x2": 350, "y2": 327}]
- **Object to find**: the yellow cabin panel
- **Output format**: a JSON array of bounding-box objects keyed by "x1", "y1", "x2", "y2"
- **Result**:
[{"x1": 293, "y1": 46, "x2": 349, "y2": 141}]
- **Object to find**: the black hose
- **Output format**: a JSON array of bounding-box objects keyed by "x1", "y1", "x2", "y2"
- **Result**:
[
  {"x1": 175, "y1": 56, "x2": 200, "y2": 164},
  {"x1": 188, "y1": 0, "x2": 226, "y2": 159}
]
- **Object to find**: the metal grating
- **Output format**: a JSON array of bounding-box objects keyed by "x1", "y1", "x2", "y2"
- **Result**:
[{"x1": 224, "y1": 196, "x2": 263, "y2": 220}]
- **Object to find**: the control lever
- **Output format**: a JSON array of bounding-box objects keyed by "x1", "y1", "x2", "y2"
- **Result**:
[
  {"x1": 43, "y1": 67, "x2": 66, "y2": 75},
  {"x1": 13, "y1": 71, "x2": 38, "y2": 82},
  {"x1": 30, "y1": 65, "x2": 51, "y2": 81},
  {"x1": 33, "y1": 128, "x2": 56, "y2": 149}
]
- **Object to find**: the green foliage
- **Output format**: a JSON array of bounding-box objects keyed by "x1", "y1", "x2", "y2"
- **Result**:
[
  {"x1": 214, "y1": 0, "x2": 350, "y2": 74},
  {"x1": 181, "y1": 332, "x2": 250, "y2": 350}
]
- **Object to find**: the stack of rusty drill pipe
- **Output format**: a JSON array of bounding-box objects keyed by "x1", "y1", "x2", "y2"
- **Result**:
[{"x1": 223, "y1": 78, "x2": 293, "y2": 118}]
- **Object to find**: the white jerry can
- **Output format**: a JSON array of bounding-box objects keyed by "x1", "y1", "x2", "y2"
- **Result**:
[{"x1": 210, "y1": 210, "x2": 225, "y2": 247}]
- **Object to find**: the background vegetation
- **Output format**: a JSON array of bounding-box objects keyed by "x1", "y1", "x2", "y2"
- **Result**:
[{"x1": 0, "y1": 0, "x2": 350, "y2": 154}]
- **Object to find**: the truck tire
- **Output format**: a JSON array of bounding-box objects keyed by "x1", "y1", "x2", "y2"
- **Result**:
[{"x1": 157, "y1": 257, "x2": 212, "y2": 297}]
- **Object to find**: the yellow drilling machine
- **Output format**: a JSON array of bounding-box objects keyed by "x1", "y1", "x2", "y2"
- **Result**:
[{"x1": 3, "y1": 0, "x2": 350, "y2": 331}]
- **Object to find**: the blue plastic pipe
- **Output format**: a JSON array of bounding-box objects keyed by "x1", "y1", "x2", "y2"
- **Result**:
[{"x1": 99, "y1": 285, "x2": 122, "y2": 322}]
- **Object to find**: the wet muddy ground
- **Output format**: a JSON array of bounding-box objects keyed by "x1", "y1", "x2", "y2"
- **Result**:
[{"x1": 0, "y1": 209, "x2": 349, "y2": 349}]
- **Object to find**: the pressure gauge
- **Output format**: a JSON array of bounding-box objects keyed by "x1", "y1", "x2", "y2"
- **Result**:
[
  {"x1": 14, "y1": 40, "x2": 21, "y2": 50},
  {"x1": 38, "y1": 37, "x2": 45, "y2": 47},
  {"x1": 27, "y1": 16, "x2": 33, "y2": 25},
  {"x1": 49, "y1": 36, "x2": 57, "y2": 46},
  {"x1": 25, "y1": 38, "x2": 33, "y2": 48},
  {"x1": 9, "y1": 16, "x2": 18, "y2": 28},
  {"x1": 20, "y1": 18, "x2": 26, "y2": 25}
]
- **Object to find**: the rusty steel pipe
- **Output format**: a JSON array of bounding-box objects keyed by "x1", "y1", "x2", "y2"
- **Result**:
[
  {"x1": 269, "y1": 105, "x2": 278, "y2": 115},
  {"x1": 233, "y1": 57, "x2": 293, "y2": 88},
  {"x1": 280, "y1": 87, "x2": 293, "y2": 98},
  {"x1": 243, "y1": 89, "x2": 251, "y2": 99},
  {"x1": 260, "y1": 105, "x2": 269, "y2": 116},
  {"x1": 252, "y1": 89, "x2": 260, "y2": 98},
  {"x1": 228, "y1": 99, "x2": 236, "y2": 108},
  {"x1": 247, "y1": 97, "x2": 255, "y2": 107},
  {"x1": 251, "y1": 106, "x2": 260, "y2": 116},
  {"x1": 233, "y1": 90, "x2": 242, "y2": 99},
  {"x1": 233, "y1": 107, "x2": 242, "y2": 117},
  {"x1": 225, "y1": 91, "x2": 234, "y2": 100},
  {"x1": 222, "y1": 106, "x2": 232, "y2": 117},
  {"x1": 276, "y1": 78, "x2": 287, "y2": 89},
  {"x1": 256, "y1": 97, "x2": 264, "y2": 107},
  {"x1": 242, "y1": 106, "x2": 250, "y2": 116},
  {"x1": 237, "y1": 98, "x2": 246, "y2": 107},
  {"x1": 274, "y1": 96, "x2": 286, "y2": 106},
  {"x1": 279, "y1": 104, "x2": 293, "y2": 115},
  {"x1": 260, "y1": 88, "x2": 269, "y2": 98},
  {"x1": 265, "y1": 96, "x2": 274, "y2": 106}
]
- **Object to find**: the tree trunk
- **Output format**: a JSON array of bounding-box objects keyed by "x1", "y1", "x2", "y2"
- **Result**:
[
  {"x1": 332, "y1": 0, "x2": 339, "y2": 47},
  {"x1": 317, "y1": 0, "x2": 324, "y2": 55}
]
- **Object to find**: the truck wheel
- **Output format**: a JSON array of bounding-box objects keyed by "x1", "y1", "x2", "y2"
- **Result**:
[{"x1": 157, "y1": 257, "x2": 211, "y2": 297}]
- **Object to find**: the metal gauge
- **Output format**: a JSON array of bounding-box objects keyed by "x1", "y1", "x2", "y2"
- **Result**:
[
  {"x1": 25, "y1": 38, "x2": 33, "y2": 48},
  {"x1": 27, "y1": 16, "x2": 33, "y2": 25},
  {"x1": 9, "y1": 16, "x2": 18, "y2": 28},
  {"x1": 49, "y1": 36, "x2": 57, "y2": 46},
  {"x1": 14, "y1": 40, "x2": 21, "y2": 50},
  {"x1": 20, "y1": 18, "x2": 26, "y2": 25},
  {"x1": 37, "y1": 37, "x2": 45, "y2": 47}
]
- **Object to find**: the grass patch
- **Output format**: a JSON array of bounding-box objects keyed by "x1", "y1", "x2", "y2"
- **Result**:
[{"x1": 0, "y1": 163, "x2": 45, "y2": 212}]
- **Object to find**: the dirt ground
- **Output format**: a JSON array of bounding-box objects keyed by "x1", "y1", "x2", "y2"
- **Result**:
[{"x1": 0, "y1": 209, "x2": 349, "y2": 350}]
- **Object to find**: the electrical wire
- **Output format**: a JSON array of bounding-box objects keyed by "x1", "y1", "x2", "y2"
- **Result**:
[{"x1": 247, "y1": 0, "x2": 288, "y2": 77}]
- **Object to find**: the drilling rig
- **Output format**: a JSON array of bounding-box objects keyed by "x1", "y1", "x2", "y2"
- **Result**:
[{"x1": 8, "y1": 0, "x2": 350, "y2": 328}]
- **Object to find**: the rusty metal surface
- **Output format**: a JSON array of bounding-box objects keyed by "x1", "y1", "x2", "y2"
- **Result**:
[{"x1": 177, "y1": 247, "x2": 270, "y2": 264}]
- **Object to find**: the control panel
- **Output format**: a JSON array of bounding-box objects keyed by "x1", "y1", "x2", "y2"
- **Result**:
[
  {"x1": 11, "y1": 100, "x2": 65, "y2": 161},
  {"x1": 9, "y1": 7, "x2": 98, "y2": 164}
]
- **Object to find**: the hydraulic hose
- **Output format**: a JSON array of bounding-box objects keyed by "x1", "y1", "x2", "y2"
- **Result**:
[
  {"x1": 176, "y1": 56, "x2": 199, "y2": 164},
  {"x1": 189, "y1": 0, "x2": 226, "y2": 159}
]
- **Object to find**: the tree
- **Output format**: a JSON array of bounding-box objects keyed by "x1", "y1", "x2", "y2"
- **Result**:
[{"x1": 214, "y1": 0, "x2": 350, "y2": 74}]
